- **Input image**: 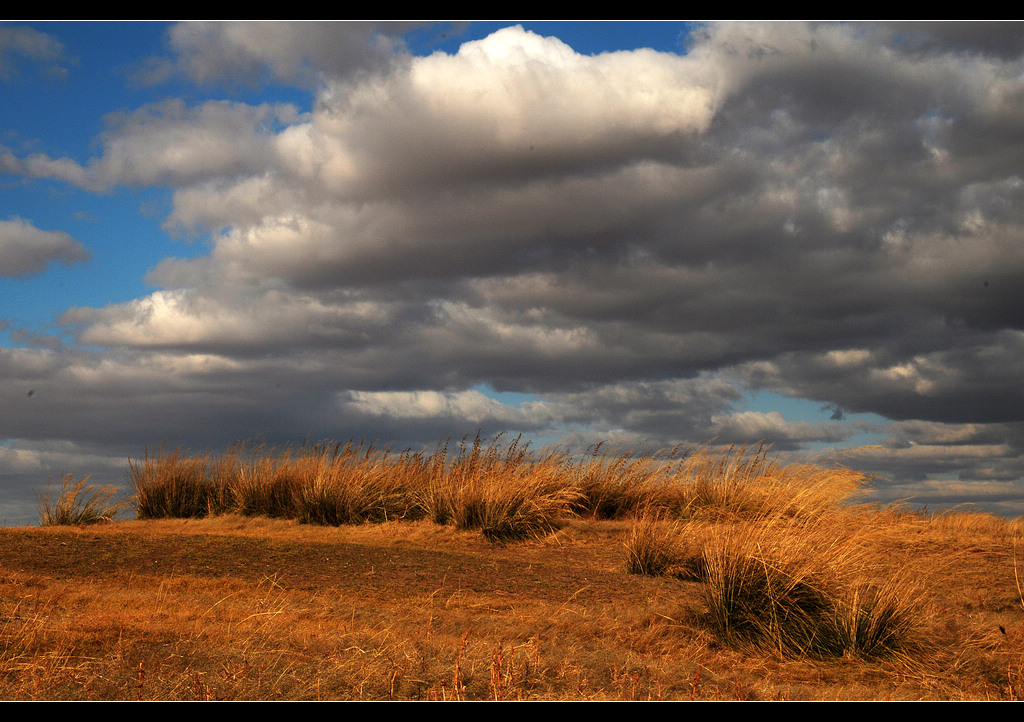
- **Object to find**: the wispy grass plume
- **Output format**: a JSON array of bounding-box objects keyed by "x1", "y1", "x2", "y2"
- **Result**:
[{"x1": 38, "y1": 473, "x2": 129, "y2": 526}]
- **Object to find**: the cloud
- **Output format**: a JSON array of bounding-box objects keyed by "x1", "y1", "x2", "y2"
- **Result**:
[
  {"x1": 875, "y1": 21, "x2": 1024, "y2": 60},
  {"x1": 1, "y1": 100, "x2": 301, "y2": 192},
  {"x1": 0, "y1": 25, "x2": 70, "y2": 81},
  {"x1": 0, "y1": 217, "x2": 89, "y2": 277},
  {"x1": 52, "y1": 24, "x2": 1024, "y2": 424},
  {"x1": 5, "y1": 22, "x2": 1024, "y2": 519},
  {"x1": 138, "y1": 21, "x2": 422, "y2": 88},
  {"x1": 94, "y1": 100, "x2": 302, "y2": 188},
  {"x1": 865, "y1": 476, "x2": 1024, "y2": 517},
  {"x1": 731, "y1": 332, "x2": 1024, "y2": 424},
  {"x1": 708, "y1": 410, "x2": 850, "y2": 449}
]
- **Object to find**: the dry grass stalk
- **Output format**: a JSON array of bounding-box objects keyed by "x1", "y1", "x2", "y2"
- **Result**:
[{"x1": 130, "y1": 446, "x2": 227, "y2": 519}]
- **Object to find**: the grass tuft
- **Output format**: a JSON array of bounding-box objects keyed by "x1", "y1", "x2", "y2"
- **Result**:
[
  {"x1": 424, "y1": 434, "x2": 580, "y2": 542},
  {"x1": 37, "y1": 473, "x2": 130, "y2": 526},
  {"x1": 624, "y1": 513, "x2": 681, "y2": 576},
  {"x1": 700, "y1": 518, "x2": 922, "y2": 659},
  {"x1": 129, "y1": 446, "x2": 229, "y2": 519}
]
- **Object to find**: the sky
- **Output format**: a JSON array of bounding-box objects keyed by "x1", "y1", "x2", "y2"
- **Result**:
[{"x1": 3, "y1": 21, "x2": 1024, "y2": 525}]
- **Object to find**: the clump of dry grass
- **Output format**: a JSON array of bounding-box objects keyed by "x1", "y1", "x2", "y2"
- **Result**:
[
  {"x1": 624, "y1": 514, "x2": 711, "y2": 579},
  {"x1": 423, "y1": 434, "x2": 580, "y2": 542},
  {"x1": 570, "y1": 444, "x2": 671, "y2": 519},
  {"x1": 671, "y1": 445, "x2": 870, "y2": 522},
  {"x1": 130, "y1": 446, "x2": 231, "y2": 519},
  {"x1": 578, "y1": 443, "x2": 870, "y2": 524},
  {"x1": 37, "y1": 473, "x2": 130, "y2": 526},
  {"x1": 472, "y1": 473, "x2": 580, "y2": 543},
  {"x1": 699, "y1": 517, "x2": 923, "y2": 660},
  {"x1": 833, "y1": 575, "x2": 924, "y2": 661},
  {"x1": 292, "y1": 443, "x2": 425, "y2": 525},
  {"x1": 624, "y1": 514, "x2": 681, "y2": 577},
  {"x1": 231, "y1": 452, "x2": 300, "y2": 518},
  {"x1": 624, "y1": 462, "x2": 924, "y2": 663}
]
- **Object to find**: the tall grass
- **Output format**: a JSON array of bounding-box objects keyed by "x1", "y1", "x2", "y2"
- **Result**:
[
  {"x1": 570, "y1": 443, "x2": 670, "y2": 519},
  {"x1": 422, "y1": 434, "x2": 581, "y2": 542},
  {"x1": 624, "y1": 514, "x2": 710, "y2": 580},
  {"x1": 573, "y1": 443, "x2": 869, "y2": 523},
  {"x1": 130, "y1": 446, "x2": 231, "y2": 519},
  {"x1": 671, "y1": 445, "x2": 870, "y2": 521},
  {"x1": 291, "y1": 442, "x2": 426, "y2": 525},
  {"x1": 624, "y1": 514, "x2": 683, "y2": 577},
  {"x1": 126, "y1": 435, "x2": 873, "y2": 543},
  {"x1": 38, "y1": 473, "x2": 130, "y2": 526}
]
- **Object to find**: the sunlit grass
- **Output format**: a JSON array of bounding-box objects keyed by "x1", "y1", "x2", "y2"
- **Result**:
[
  {"x1": 37, "y1": 473, "x2": 130, "y2": 526},
  {"x1": 626, "y1": 511, "x2": 926, "y2": 661},
  {"x1": 18, "y1": 438, "x2": 1024, "y2": 697},
  {"x1": 124, "y1": 435, "x2": 874, "y2": 543},
  {"x1": 699, "y1": 517, "x2": 923, "y2": 659}
]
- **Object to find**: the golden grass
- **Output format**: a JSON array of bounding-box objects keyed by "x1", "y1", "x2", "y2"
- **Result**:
[
  {"x1": 126, "y1": 436, "x2": 872, "y2": 539},
  {"x1": 15, "y1": 435, "x2": 1023, "y2": 698},
  {"x1": 2, "y1": 508, "x2": 1024, "y2": 700},
  {"x1": 37, "y1": 473, "x2": 130, "y2": 526},
  {"x1": 700, "y1": 517, "x2": 925, "y2": 660}
]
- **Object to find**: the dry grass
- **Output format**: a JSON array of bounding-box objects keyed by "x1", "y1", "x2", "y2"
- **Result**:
[
  {"x1": 127, "y1": 436, "x2": 871, "y2": 540},
  {"x1": 423, "y1": 436, "x2": 582, "y2": 542},
  {"x1": 624, "y1": 508, "x2": 927, "y2": 662},
  {"x1": 1, "y1": 508, "x2": 1023, "y2": 700},
  {"x1": 130, "y1": 446, "x2": 231, "y2": 519},
  {"x1": 37, "y1": 474, "x2": 130, "y2": 526},
  {"x1": 11, "y1": 436, "x2": 1024, "y2": 699},
  {"x1": 670, "y1": 445, "x2": 870, "y2": 521},
  {"x1": 699, "y1": 518, "x2": 924, "y2": 661}
]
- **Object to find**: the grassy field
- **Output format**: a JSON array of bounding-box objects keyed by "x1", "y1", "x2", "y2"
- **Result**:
[{"x1": 2, "y1": 437, "x2": 1023, "y2": 700}]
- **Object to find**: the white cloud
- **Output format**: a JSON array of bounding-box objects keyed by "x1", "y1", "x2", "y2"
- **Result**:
[
  {"x1": 710, "y1": 410, "x2": 849, "y2": 446},
  {"x1": 346, "y1": 388, "x2": 539, "y2": 426}
]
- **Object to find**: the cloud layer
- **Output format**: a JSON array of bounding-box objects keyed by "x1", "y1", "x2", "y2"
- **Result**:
[{"x1": 3, "y1": 22, "x2": 1024, "y2": 522}]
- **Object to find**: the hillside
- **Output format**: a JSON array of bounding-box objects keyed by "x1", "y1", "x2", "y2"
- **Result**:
[{"x1": 1, "y1": 508, "x2": 1022, "y2": 700}]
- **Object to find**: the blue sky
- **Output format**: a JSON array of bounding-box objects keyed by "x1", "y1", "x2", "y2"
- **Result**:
[{"x1": 2, "y1": 21, "x2": 1024, "y2": 524}]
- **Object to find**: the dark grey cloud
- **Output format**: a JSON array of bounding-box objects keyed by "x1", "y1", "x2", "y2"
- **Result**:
[
  {"x1": 879, "y1": 21, "x2": 1024, "y2": 60},
  {"x1": 0, "y1": 217, "x2": 89, "y2": 277},
  {"x1": 730, "y1": 331, "x2": 1024, "y2": 425}
]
